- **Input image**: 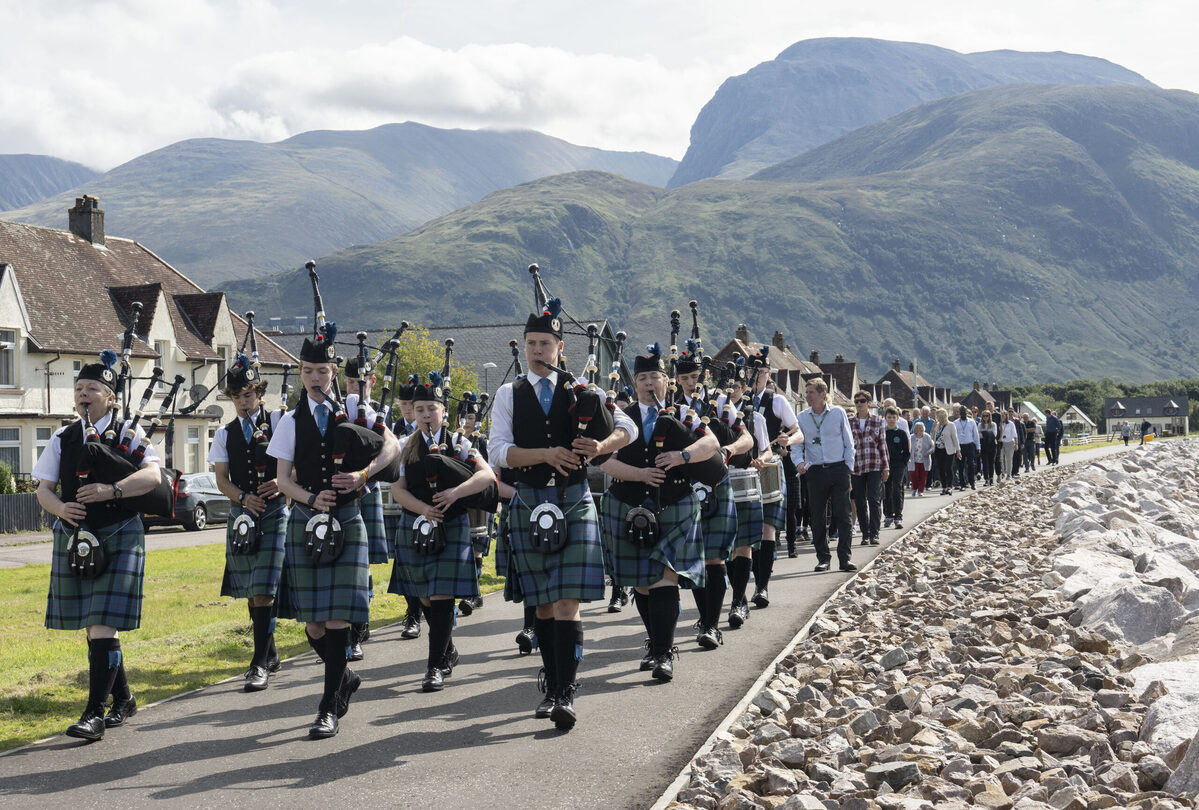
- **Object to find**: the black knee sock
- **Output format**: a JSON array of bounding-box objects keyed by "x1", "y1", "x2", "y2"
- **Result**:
[
  {"x1": 425, "y1": 600, "x2": 455, "y2": 669},
  {"x1": 648, "y1": 586, "x2": 680, "y2": 656},
  {"x1": 523, "y1": 604, "x2": 537, "y2": 630},
  {"x1": 250, "y1": 604, "x2": 273, "y2": 668},
  {"x1": 705, "y1": 563, "x2": 727, "y2": 627},
  {"x1": 729, "y1": 555, "x2": 752, "y2": 603},
  {"x1": 535, "y1": 616, "x2": 557, "y2": 687},
  {"x1": 86, "y1": 638, "x2": 122, "y2": 711},
  {"x1": 305, "y1": 628, "x2": 326, "y2": 662},
  {"x1": 754, "y1": 540, "x2": 776, "y2": 590},
  {"x1": 553, "y1": 620, "x2": 583, "y2": 688},
  {"x1": 267, "y1": 603, "x2": 279, "y2": 661},
  {"x1": 632, "y1": 589, "x2": 651, "y2": 636},
  {"x1": 475, "y1": 556, "x2": 483, "y2": 579},
  {"x1": 691, "y1": 587, "x2": 708, "y2": 627},
  {"x1": 320, "y1": 627, "x2": 349, "y2": 708},
  {"x1": 405, "y1": 596, "x2": 422, "y2": 621}
]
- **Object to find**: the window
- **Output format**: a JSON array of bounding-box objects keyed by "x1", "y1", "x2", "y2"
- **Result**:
[
  {"x1": 1146, "y1": 407, "x2": 1153, "y2": 415},
  {"x1": 187, "y1": 426, "x2": 202, "y2": 474},
  {"x1": 216, "y1": 346, "x2": 230, "y2": 382},
  {"x1": 154, "y1": 340, "x2": 170, "y2": 390},
  {"x1": 0, "y1": 427, "x2": 20, "y2": 473},
  {"x1": 35, "y1": 426, "x2": 52, "y2": 468},
  {"x1": 72, "y1": 360, "x2": 82, "y2": 373},
  {"x1": 0, "y1": 329, "x2": 15, "y2": 387}
]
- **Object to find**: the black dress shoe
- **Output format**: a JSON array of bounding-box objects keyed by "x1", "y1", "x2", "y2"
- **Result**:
[
  {"x1": 400, "y1": 614, "x2": 421, "y2": 639},
  {"x1": 607, "y1": 586, "x2": 626, "y2": 613},
  {"x1": 551, "y1": 683, "x2": 578, "y2": 731},
  {"x1": 308, "y1": 708, "x2": 338, "y2": 739},
  {"x1": 244, "y1": 665, "x2": 270, "y2": 692},
  {"x1": 348, "y1": 641, "x2": 364, "y2": 662},
  {"x1": 535, "y1": 668, "x2": 556, "y2": 718},
  {"x1": 814, "y1": 562, "x2": 831, "y2": 572},
  {"x1": 639, "y1": 639, "x2": 656, "y2": 671},
  {"x1": 440, "y1": 646, "x2": 460, "y2": 677},
  {"x1": 457, "y1": 597, "x2": 474, "y2": 617},
  {"x1": 66, "y1": 706, "x2": 106, "y2": 741},
  {"x1": 840, "y1": 562, "x2": 858, "y2": 572},
  {"x1": 265, "y1": 652, "x2": 282, "y2": 673},
  {"x1": 336, "y1": 669, "x2": 361, "y2": 717},
  {"x1": 751, "y1": 588, "x2": 769, "y2": 608},
  {"x1": 696, "y1": 623, "x2": 721, "y2": 650},
  {"x1": 515, "y1": 627, "x2": 536, "y2": 655},
  {"x1": 787, "y1": 541, "x2": 798, "y2": 558},
  {"x1": 105, "y1": 694, "x2": 137, "y2": 728},
  {"x1": 421, "y1": 667, "x2": 445, "y2": 692},
  {"x1": 728, "y1": 599, "x2": 749, "y2": 629},
  {"x1": 652, "y1": 648, "x2": 677, "y2": 682}
]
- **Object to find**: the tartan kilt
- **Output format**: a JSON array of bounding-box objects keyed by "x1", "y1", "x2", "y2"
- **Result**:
[
  {"x1": 762, "y1": 473, "x2": 787, "y2": 532},
  {"x1": 388, "y1": 511, "x2": 480, "y2": 599},
  {"x1": 599, "y1": 491, "x2": 705, "y2": 589},
  {"x1": 283, "y1": 503, "x2": 370, "y2": 624},
  {"x1": 469, "y1": 509, "x2": 495, "y2": 556},
  {"x1": 220, "y1": 502, "x2": 287, "y2": 600},
  {"x1": 734, "y1": 497, "x2": 764, "y2": 550},
  {"x1": 699, "y1": 476, "x2": 738, "y2": 561},
  {"x1": 509, "y1": 481, "x2": 605, "y2": 605},
  {"x1": 46, "y1": 516, "x2": 145, "y2": 631},
  {"x1": 495, "y1": 500, "x2": 524, "y2": 604},
  {"x1": 361, "y1": 485, "x2": 390, "y2": 564}
]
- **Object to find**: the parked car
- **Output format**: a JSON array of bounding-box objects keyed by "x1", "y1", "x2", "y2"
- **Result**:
[{"x1": 143, "y1": 472, "x2": 230, "y2": 531}]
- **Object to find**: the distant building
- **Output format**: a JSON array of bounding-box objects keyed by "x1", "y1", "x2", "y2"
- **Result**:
[
  {"x1": 1018, "y1": 401, "x2": 1047, "y2": 424},
  {"x1": 0, "y1": 196, "x2": 296, "y2": 475},
  {"x1": 710, "y1": 325, "x2": 810, "y2": 402},
  {"x1": 873, "y1": 359, "x2": 952, "y2": 410},
  {"x1": 1060, "y1": 404, "x2": 1096, "y2": 433},
  {"x1": 1104, "y1": 396, "x2": 1189, "y2": 436},
  {"x1": 958, "y1": 381, "x2": 1014, "y2": 414}
]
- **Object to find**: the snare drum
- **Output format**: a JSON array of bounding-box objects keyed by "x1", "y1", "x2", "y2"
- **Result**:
[
  {"x1": 468, "y1": 508, "x2": 491, "y2": 542},
  {"x1": 587, "y1": 465, "x2": 612, "y2": 496},
  {"x1": 759, "y1": 458, "x2": 784, "y2": 504},
  {"x1": 728, "y1": 467, "x2": 761, "y2": 503}
]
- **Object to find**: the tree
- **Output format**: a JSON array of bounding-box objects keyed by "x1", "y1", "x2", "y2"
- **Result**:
[{"x1": 335, "y1": 324, "x2": 480, "y2": 414}]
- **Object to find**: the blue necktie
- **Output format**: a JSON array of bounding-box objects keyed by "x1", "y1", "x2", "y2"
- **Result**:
[
  {"x1": 315, "y1": 404, "x2": 328, "y2": 436},
  {"x1": 242, "y1": 418, "x2": 253, "y2": 443},
  {"x1": 644, "y1": 405, "x2": 658, "y2": 445},
  {"x1": 538, "y1": 377, "x2": 553, "y2": 415}
]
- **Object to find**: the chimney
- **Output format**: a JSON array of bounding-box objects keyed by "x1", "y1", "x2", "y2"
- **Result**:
[
  {"x1": 909, "y1": 362, "x2": 915, "y2": 372},
  {"x1": 809, "y1": 350, "x2": 820, "y2": 364},
  {"x1": 891, "y1": 358, "x2": 901, "y2": 371},
  {"x1": 735, "y1": 324, "x2": 750, "y2": 344},
  {"x1": 973, "y1": 381, "x2": 980, "y2": 391},
  {"x1": 772, "y1": 331, "x2": 786, "y2": 350},
  {"x1": 982, "y1": 382, "x2": 989, "y2": 390},
  {"x1": 834, "y1": 354, "x2": 845, "y2": 363},
  {"x1": 69, "y1": 195, "x2": 105, "y2": 245}
]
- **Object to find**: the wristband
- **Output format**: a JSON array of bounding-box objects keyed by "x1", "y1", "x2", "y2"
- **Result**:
[{"x1": 307, "y1": 492, "x2": 318, "y2": 507}]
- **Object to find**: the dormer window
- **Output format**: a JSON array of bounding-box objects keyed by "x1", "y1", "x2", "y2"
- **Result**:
[{"x1": 0, "y1": 329, "x2": 15, "y2": 387}]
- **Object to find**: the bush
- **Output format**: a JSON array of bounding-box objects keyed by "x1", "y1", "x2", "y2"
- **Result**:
[{"x1": 0, "y1": 463, "x2": 14, "y2": 495}]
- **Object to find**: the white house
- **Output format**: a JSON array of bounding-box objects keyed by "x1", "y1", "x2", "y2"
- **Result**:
[
  {"x1": 1060, "y1": 404, "x2": 1096, "y2": 434},
  {"x1": 0, "y1": 196, "x2": 296, "y2": 477}
]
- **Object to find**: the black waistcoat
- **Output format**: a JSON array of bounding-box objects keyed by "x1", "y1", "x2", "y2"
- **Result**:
[
  {"x1": 510, "y1": 376, "x2": 585, "y2": 488},
  {"x1": 728, "y1": 405, "x2": 759, "y2": 469},
  {"x1": 402, "y1": 429, "x2": 469, "y2": 520},
  {"x1": 756, "y1": 390, "x2": 784, "y2": 441},
  {"x1": 58, "y1": 421, "x2": 138, "y2": 530},
  {"x1": 293, "y1": 396, "x2": 358, "y2": 509},
  {"x1": 609, "y1": 403, "x2": 691, "y2": 506},
  {"x1": 225, "y1": 412, "x2": 277, "y2": 493}
]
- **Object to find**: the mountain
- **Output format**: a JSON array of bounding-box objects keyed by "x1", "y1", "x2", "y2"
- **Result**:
[
  {"x1": 0, "y1": 123, "x2": 677, "y2": 286},
  {"x1": 668, "y1": 37, "x2": 1155, "y2": 187},
  {"x1": 0, "y1": 155, "x2": 97, "y2": 210},
  {"x1": 224, "y1": 85, "x2": 1199, "y2": 387}
]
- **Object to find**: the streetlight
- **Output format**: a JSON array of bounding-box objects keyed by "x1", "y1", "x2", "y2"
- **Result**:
[{"x1": 482, "y1": 362, "x2": 497, "y2": 395}]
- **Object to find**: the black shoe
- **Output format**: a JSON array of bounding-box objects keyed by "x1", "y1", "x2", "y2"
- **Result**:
[
  {"x1": 697, "y1": 625, "x2": 722, "y2": 650},
  {"x1": 457, "y1": 598, "x2": 474, "y2": 617},
  {"x1": 104, "y1": 694, "x2": 137, "y2": 728},
  {"x1": 728, "y1": 599, "x2": 749, "y2": 629},
  {"x1": 814, "y1": 562, "x2": 830, "y2": 572},
  {"x1": 467, "y1": 596, "x2": 483, "y2": 611},
  {"x1": 308, "y1": 707, "x2": 338, "y2": 739},
  {"x1": 244, "y1": 665, "x2": 270, "y2": 692},
  {"x1": 421, "y1": 667, "x2": 445, "y2": 692},
  {"x1": 551, "y1": 683, "x2": 579, "y2": 731},
  {"x1": 400, "y1": 614, "x2": 421, "y2": 639},
  {"x1": 787, "y1": 541, "x2": 798, "y2": 558},
  {"x1": 751, "y1": 588, "x2": 769, "y2": 608},
  {"x1": 535, "y1": 668, "x2": 556, "y2": 718},
  {"x1": 652, "y1": 648, "x2": 678, "y2": 682},
  {"x1": 840, "y1": 562, "x2": 858, "y2": 572},
  {"x1": 336, "y1": 669, "x2": 361, "y2": 717},
  {"x1": 348, "y1": 641, "x2": 364, "y2": 662},
  {"x1": 440, "y1": 646, "x2": 460, "y2": 677},
  {"x1": 639, "y1": 638, "x2": 656, "y2": 671},
  {"x1": 893, "y1": 521, "x2": 903, "y2": 530},
  {"x1": 265, "y1": 651, "x2": 282, "y2": 673},
  {"x1": 799, "y1": 528, "x2": 810, "y2": 541},
  {"x1": 607, "y1": 587, "x2": 626, "y2": 613},
  {"x1": 860, "y1": 535, "x2": 870, "y2": 546},
  {"x1": 869, "y1": 536, "x2": 881, "y2": 546},
  {"x1": 66, "y1": 706, "x2": 106, "y2": 741},
  {"x1": 515, "y1": 627, "x2": 536, "y2": 655}
]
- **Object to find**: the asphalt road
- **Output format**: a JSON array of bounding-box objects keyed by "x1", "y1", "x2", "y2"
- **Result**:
[{"x1": 0, "y1": 445, "x2": 1129, "y2": 810}]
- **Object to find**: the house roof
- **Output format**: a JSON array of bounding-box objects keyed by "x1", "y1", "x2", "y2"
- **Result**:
[
  {"x1": 1020, "y1": 401, "x2": 1047, "y2": 422},
  {"x1": 1103, "y1": 395, "x2": 1190, "y2": 417},
  {"x1": 1062, "y1": 404, "x2": 1096, "y2": 426},
  {"x1": 0, "y1": 218, "x2": 294, "y2": 365},
  {"x1": 818, "y1": 359, "x2": 858, "y2": 402}
]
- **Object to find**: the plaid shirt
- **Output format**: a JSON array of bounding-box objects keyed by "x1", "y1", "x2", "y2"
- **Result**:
[{"x1": 851, "y1": 414, "x2": 890, "y2": 475}]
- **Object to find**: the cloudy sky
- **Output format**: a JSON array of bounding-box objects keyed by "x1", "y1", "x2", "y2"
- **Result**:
[{"x1": 2, "y1": 0, "x2": 1196, "y2": 170}]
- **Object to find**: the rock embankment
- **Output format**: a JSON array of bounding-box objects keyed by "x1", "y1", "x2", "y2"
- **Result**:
[{"x1": 667, "y1": 445, "x2": 1198, "y2": 810}]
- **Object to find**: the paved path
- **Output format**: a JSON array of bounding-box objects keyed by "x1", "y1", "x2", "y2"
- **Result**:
[
  {"x1": 0, "y1": 525, "x2": 226, "y2": 568},
  {"x1": 0, "y1": 445, "x2": 1129, "y2": 810}
]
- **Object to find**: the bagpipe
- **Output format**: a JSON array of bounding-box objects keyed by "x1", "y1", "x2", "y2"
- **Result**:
[{"x1": 230, "y1": 312, "x2": 281, "y2": 555}]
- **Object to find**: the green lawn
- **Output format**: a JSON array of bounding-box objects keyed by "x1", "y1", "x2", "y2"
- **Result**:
[{"x1": 0, "y1": 544, "x2": 504, "y2": 753}]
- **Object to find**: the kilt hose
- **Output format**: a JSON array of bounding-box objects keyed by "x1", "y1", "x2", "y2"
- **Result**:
[
  {"x1": 220, "y1": 502, "x2": 288, "y2": 600},
  {"x1": 283, "y1": 502, "x2": 370, "y2": 624},
  {"x1": 46, "y1": 516, "x2": 145, "y2": 631},
  {"x1": 508, "y1": 481, "x2": 605, "y2": 605},
  {"x1": 389, "y1": 511, "x2": 480, "y2": 599}
]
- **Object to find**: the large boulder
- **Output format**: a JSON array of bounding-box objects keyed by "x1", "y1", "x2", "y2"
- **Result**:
[
  {"x1": 1132, "y1": 661, "x2": 1199, "y2": 757},
  {"x1": 1071, "y1": 577, "x2": 1184, "y2": 644}
]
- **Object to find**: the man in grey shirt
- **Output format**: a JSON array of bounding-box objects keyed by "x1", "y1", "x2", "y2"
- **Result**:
[{"x1": 791, "y1": 378, "x2": 856, "y2": 573}]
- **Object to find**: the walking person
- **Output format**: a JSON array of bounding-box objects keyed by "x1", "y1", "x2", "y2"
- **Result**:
[
  {"x1": 1044, "y1": 409, "x2": 1063, "y2": 465},
  {"x1": 931, "y1": 408, "x2": 960, "y2": 496},
  {"x1": 791, "y1": 378, "x2": 856, "y2": 573},
  {"x1": 909, "y1": 421, "x2": 933, "y2": 496},
  {"x1": 1021, "y1": 414, "x2": 1037, "y2": 472},
  {"x1": 953, "y1": 405, "x2": 980, "y2": 491},
  {"x1": 978, "y1": 411, "x2": 998, "y2": 485},
  {"x1": 883, "y1": 407, "x2": 910, "y2": 529},
  {"x1": 1140, "y1": 419, "x2": 1153, "y2": 445},
  {"x1": 850, "y1": 391, "x2": 888, "y2": 545},
  {"x1": 1121, "y1": 421, "x2": 1132, "y2": 446}
]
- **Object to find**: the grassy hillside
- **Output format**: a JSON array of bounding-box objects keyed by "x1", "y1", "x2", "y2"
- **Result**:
[
  {"x1": 0, "y1": 155, "x2": 97, "y2": 210},
  {"x1": 223, "y1": 85, "x2": 1199, "y2": 387}
]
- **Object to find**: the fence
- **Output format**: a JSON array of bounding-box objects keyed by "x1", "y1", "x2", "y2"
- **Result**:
[{"x1": 0, "y1": 493, "x2": 53, "y2": 533}]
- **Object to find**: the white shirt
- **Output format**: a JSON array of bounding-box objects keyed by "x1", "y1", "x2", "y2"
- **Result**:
[
  {"x1": 1002, "y1": 421, "x2": 1019, "y2": 443},
  {"x1": 266, "y1": 394, "x2": 333, "y2": 463},
  {"x1": 398, "y1": 426, "x2": 472, "y2": 463},
  {"x1": 32, "y1": 413, "x2": 160, "y2": 483},
  {"x1": 753, "y1": 390, "x2": 799, "y2": 433},
  {"x1": 955, "y1": 417, "x2": 981, "y2": 449},
  {"x1": 208, "y1": 409, "x2": 282, "y2": 464},
  {"x1": 488, "y1": 370, "x2": 638, "y2": 467}
]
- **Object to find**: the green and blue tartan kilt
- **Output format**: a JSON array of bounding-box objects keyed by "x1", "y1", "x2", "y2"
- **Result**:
[
  {"x1": 699, "y1": 476, "x2": 738, "y2": 561},
  {"x1": 508, "y1": 481, "x2": 605, "y2": 605},
  {"x1": 469, "y1": 508, "x2": 495, "y2": 556},
  {"x1": 46, "y1": 516, "x2": 145, "y2": 631},
  {"x1": 496, "y1": 500, "x2": 524, "y2": 604},
  {"x1": 762, "y1": 473, "x2": 787, "y2": 533},
  {"x1": 599, "y1": 491, "x2": 705, "y2": 589},
  {"x1": 734, "y1": 496, "x2": 764, "y2": 550},
  {"x1": 361, "y1": 485, "x2": 390, "y2": 564},
  {"x1": 283, "y1": 503, "x2": 370, "y2": 624},
  {"x1": 220, "y1": 502, "x2": 287, "y2": 600},
  {"x1": 388, "y1": 511, "x2": 480, "y2": 599}
]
